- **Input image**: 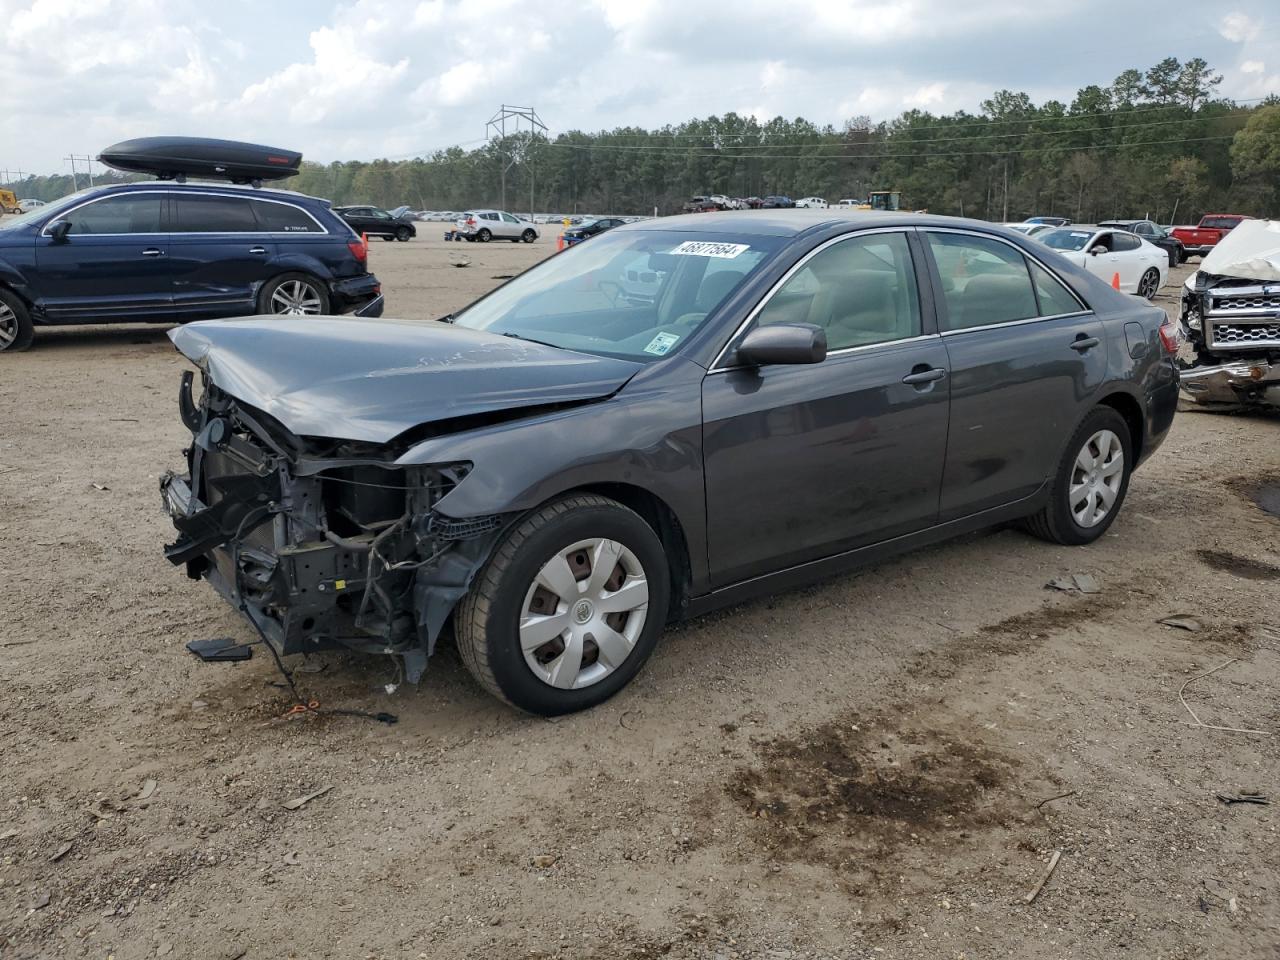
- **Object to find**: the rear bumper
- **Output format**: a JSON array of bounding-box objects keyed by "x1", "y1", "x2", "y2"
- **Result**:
[{"x1": 329, "y1": 274, "x2": 383, "y2": 316}]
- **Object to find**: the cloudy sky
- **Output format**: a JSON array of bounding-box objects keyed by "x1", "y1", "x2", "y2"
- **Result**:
[{"x1": 2, "y1": 0, "x2": 1277, "y2": 176}]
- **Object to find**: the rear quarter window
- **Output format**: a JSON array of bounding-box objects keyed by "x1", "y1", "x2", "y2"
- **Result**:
[{"x1": 254, "y1": 200, "x2": 323, "y2": 233}]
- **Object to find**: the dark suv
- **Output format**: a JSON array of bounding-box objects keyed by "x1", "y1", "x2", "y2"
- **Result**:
[
  {"x1": 333, "y1": 206, "x2": 417, "y2": 241},
  {"x1": 0, "y1": 182, "x2": 383, "y2": 352}
]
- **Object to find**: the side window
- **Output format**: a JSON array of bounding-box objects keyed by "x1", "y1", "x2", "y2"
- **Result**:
[
  {"x1": 501, "y1": 213, "x2": 519, "y2": 223},
  {"x1": 1113, "y1": 232, "x2": 1141, "y2": 251},
  {"x1": 927, "y1": 233, "x2": 1038, "y2": 330},
  {"x1": 484, "y1": 213, "x2": 500, "y2": 221},
  {"x1": 373, "y1": 210, "x2": 391, "y2": 220},
  {"x1": 252, "y1": 201, "x2": 321, "y2": 233},
  {"x1": 1135, "y1": 222, "x2": 1154, "y2": 236},
  {"x1": 60, "y1": 195, "x2": 162, "y2": 235},
  {"x1": 173, "y1": 195, "x2": 259, "y2": 233},
  {"x1": 1029, "y1": 261, "x2": 1084, "y2": 315},
  {"x1": 756, "y1": 232, "x2": 921, "y2": 350}
]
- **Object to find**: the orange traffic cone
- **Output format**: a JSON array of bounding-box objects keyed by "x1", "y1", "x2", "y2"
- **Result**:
[
  {"x1": 556, "y1": 235, "x2": 564, "y2": 252},
  {"x1": 1111, "y1": 272, "x2": 1121, "y2": 290}
]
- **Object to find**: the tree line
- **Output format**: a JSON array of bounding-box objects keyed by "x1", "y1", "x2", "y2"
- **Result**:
[{"x1": 6, "y1": 57, "x2": 1279, "y2": 223}]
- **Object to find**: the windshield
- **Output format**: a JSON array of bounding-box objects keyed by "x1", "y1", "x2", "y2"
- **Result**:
[
  {"x1": 1039, "y1": 228, "x2": 1095, "y2": 252},
  {"x1": 0, "y1": 189, "x2": 95, "y2": 231},
  {"x1": 452, "y1": 229, "x2": 780, "y2": 362}
]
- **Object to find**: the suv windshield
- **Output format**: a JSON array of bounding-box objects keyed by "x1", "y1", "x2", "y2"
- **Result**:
[
  {"x1": 452, "y1": 230, "x2": 779, "y2": 361},
  {"x1": 1039, "y1": 228, "x2": 1095, "y2": 252}
]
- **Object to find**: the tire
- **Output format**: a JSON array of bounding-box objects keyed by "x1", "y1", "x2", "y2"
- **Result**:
[
  {"x1": 395, "y1": 227, "x2": 411, "y2": 242},
  {"x1": 521, "y1": 229, "x2": 536, "y2": 243},
  {"x1": 257, "y1": 273, "x2": 330, "y2": 316},
  {"x1": 1021, "y1": 406, "x2": 1133, "y2": 546},
  {"x1": 476, "y1": 228, "x2": 492, "y2": 242},
  {"x1": 1137, "y1": 268, "x2": 1160, "y2": 300},
  {"x1": 455, "y1": 494, "x2": 670, "y2": 715},
  {"x1": 0, "y1": 288, "x2": 34, "y2": 353}
]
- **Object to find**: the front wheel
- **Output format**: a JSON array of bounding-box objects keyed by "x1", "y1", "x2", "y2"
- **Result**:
[
  {"x1": 395, "y1": 227, "x2": 411, "y2": 242},
  {"x1": 1021, "y1": 406, "x2": 1132, "y2": 545},
  {"x1": 476, "y1": 228, "x2": 492, "y2": 242},
  {"x1": 1137, "y1": 268, "x2": 1160, "y2": 300},
  {"x1": 521, "y1": 229, "x2": 536, "y2": 243},
  {"x1": 455, "y1": 494, "x2": 670, "y2": 715},
  {"x1": 0, "y1": 288, "x2": 34, "y2": 353},
  {"x1": 258, "y1": 273, "x2": 329, "y2": 316}
]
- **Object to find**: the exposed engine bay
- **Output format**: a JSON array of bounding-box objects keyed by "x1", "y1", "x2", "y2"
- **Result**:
[
  {"x1": 161, "y1": 371, "x2": 508, "y2": 683},
  {"x1": 1179, "y1": 219, "x2": 1280, "y2": 410}
]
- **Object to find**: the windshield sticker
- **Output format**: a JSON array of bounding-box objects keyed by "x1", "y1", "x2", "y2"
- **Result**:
[
  {"x1": 669, "y1": 241, "x2": 749, "y2": 259},
  {"x1": 644, "y1": 332, "x2": 681, "y2": 356}
]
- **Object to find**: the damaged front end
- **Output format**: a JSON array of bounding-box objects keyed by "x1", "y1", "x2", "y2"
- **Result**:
[
  {"x1": 1178, "y1": 220, "x2": 1280, "y2": 410},
  {"x1": 161, "y1": 371, "x2": 508, "y2": 682}
]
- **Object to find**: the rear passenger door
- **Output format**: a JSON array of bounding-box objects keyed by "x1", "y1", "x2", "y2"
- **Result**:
[
  {"x1": 924, "y1": 230, "x2": 1106, "y2": 520},
  {"x1": 168, "y1": 193, "x2": 277, "y2": 318}
]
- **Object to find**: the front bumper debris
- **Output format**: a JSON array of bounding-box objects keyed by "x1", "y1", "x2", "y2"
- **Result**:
[
  {"x1": 1179, "y1": 359, "x2": 1280, "y2": 408},
  {"x1": 161, "y1": 371, "x2": 506, "y2": 682}
]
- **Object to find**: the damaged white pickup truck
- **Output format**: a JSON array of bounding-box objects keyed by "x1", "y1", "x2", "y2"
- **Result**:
[{"x1": 1180, "y1": 218, "x2": 1280, "y2": 409}]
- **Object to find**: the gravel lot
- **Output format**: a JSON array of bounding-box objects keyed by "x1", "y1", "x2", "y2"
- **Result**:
[{"x1": 1, "y1": 235, "x2": 1278, "y2": 959}]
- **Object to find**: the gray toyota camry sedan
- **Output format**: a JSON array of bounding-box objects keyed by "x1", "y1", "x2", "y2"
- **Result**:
[{"x1": 161, "y1": 211, "x2": 1179, "y2": 715}]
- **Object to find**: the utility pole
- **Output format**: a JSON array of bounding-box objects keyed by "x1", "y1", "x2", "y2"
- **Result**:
[
  {"x1": 65, "y1": 154, "x2": 96, "y2": 190},
  {"x1": 1002, "y1": 158, "x2": 1009, "y2": 222},
  {"x1": 486, "y1": 105, "x2": 547, "y2": 219}
]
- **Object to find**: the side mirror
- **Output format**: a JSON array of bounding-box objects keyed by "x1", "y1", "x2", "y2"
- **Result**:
[
  {"x1": 48, "y1": 219, "x2": 72, "y2": 243},
  {"x1": 1088, "y1": 245, "x2": 1107, "y2": 256},
  {"x1": 735, "y1": 323, "x2": 827, "y2": 367}
]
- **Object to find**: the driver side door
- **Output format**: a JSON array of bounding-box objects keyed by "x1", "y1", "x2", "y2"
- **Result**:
[{"x1": 701, "y1": 229, "x2": 950, "y2": 587}]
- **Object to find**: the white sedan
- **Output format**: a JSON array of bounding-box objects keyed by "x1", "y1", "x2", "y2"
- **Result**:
[{"x1": 1036, "y1": 225, "x2": 1168, "y2": 299}]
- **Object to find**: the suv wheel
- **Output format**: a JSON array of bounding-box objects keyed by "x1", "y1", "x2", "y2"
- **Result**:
[
  {"x1": 395, "y1": 226, "x2": 411, "y2": 242},
  {"x1": 0, "y1": 288, "x2": 34, "y2": 353},
  {"x1": 1021, "y1": 406, "x2": 1132, "y2": 545},
  {"x1": 521, "y1": 229, "x2": 536, "y2": 243},
  {"x1": 455, "y1": 494, "x2": 670, "y2": 715},
  {"x1": 259, "y1": 274, "x2": 330, "y2": 316},
  {"x1": 476, "y1": 228, "x2": 492, "y2": 242}
]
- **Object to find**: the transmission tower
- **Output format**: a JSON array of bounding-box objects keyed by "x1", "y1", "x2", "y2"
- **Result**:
[{"x1": 486, "y1": 105, "x2": 547, "y2": 219}]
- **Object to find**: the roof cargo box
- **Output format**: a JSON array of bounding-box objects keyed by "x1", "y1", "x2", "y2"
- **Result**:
[{"x1": 98, "y1": 137, "x2": 302, "y2": 185}]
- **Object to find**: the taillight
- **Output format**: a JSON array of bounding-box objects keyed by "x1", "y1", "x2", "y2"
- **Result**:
[
  {"x1": 467, "y1": 218, "x2": 476, "y2": 226},
  {"x1": 1158, "y1": 320, "x2": 1179, "y2": 355},
  {"x1": 347, "y1": 240, "x2": 367, "y2": 263}
]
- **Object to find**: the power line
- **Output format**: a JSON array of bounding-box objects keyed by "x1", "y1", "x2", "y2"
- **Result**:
[{"x1": 541, "y1": 133, "x2": 1242, "y2": 161}]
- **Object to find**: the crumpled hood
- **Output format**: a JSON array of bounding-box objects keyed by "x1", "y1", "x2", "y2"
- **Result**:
[
  {"x1": 170, "y1": 315, "x2": 641, "y2": 444},
  {"x1": 1184, "y1": 219, "x2": 1280, "y2": 289}
]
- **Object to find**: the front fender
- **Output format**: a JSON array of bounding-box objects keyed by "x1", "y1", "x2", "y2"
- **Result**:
[{"x1": 395, "y1": 360, "x2": 709, "y2": 590}]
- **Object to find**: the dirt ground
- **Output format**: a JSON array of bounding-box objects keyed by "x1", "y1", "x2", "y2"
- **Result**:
[{"x1": 1, "y1": 235, "x2": 1278, "y2": 960}]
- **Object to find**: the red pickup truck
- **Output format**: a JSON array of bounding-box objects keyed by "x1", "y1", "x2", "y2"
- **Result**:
[{"x1": 1170, "y1": 214, "x2": 1252, "y2": 257}]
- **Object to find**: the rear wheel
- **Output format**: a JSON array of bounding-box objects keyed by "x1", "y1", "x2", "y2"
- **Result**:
[
  {"x1": 258, "y1": 273, "x2": 329, "y2": 316},
  {"x1": 455, "y1": 494, "x2": 670, "y2": 715},
  {"x1": 0, "y1": 288, "x2": 34, "y2": 353},
  {"x1": 477, "y1": 228, "x2": 492, "y2": 242},
  {"x1": 1137, "y1": 268, "x2": 1160, "y2": 299},
  {"x1": 1021, "y1": 406, "x2": 1132, "y2": 545}
]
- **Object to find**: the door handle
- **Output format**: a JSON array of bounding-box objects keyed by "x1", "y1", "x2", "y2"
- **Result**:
[
  {"x1": 1070, "y1": 336, "x2": 1101, "y2": 352},
  {"x1": 249, "y1": 246, "x2": 267, "y2": 255},
  {"x1": 902, "y1": 367, "x2": 947, "y2": 385},
  {"x1": 141, "y1": 248, "x2": 164, "y2": 257}
]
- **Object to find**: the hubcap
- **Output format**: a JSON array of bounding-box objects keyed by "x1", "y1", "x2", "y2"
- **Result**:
[
  {"x1": 269, "y1": 280, "x2": 322, "y2": 316},
  {"x1": 1069, "y1": 429, "x2": 1124, "y2": 528},
  {"x1": 520, "y1": 537, "x2": 649, "y2": 690},
  {"x1": 0, "y1": 301, "x2": 17, "y2": 348}
]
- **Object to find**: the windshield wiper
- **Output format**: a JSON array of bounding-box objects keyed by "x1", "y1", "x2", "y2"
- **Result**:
[{"x1": 501, "y1": 331, "x2": 561, "y2": 349}]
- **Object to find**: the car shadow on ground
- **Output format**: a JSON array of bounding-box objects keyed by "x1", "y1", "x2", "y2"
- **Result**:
[{"x1": 29, "y1": 324, "x2": 176, "y2": 351}]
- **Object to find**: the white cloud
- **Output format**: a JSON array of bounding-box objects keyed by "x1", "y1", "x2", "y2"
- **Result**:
[{"x1": 1219, "y1": 11, "x2": 1261, "y2": 42}]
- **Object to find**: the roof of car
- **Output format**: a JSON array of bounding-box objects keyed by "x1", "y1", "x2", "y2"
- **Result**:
[{"x1": 620, "y1": 210, "x2": 1042, "y2": 238}]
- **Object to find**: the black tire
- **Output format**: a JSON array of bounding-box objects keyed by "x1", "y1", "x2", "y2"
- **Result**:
[
  {"x1": 455, "y1": 494, "x2": 671, "y2": 715},
  {"x1": 476, "y1": 228, "x2": 492, "y2": 242},
  {"x1": 1137, "y1": 268, "x2": 1160, "y2": 300},
  {"x1": 257, "y1": 273, "x2": 330, "y2": 316},
  {"x1": 0, "y1": 287, "x2": 34, "y2": 353},
  {"x1": 1021, "y1": 406, "x2": 1133, "y2": 546},
  {"x1": 521, "y1": 229, "x2": 536, "y2": 243},
  {"x1": 395, "y1": 227, "x2": 411, "y2": 242}
]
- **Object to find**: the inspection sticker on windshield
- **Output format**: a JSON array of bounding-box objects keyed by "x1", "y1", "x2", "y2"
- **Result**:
[
  {"x1": 644, "y1": 332, "x2": 681, "y2": 356},
  {"x1": 669, "y1": 241, "x2": 750, "y2": 259}
]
